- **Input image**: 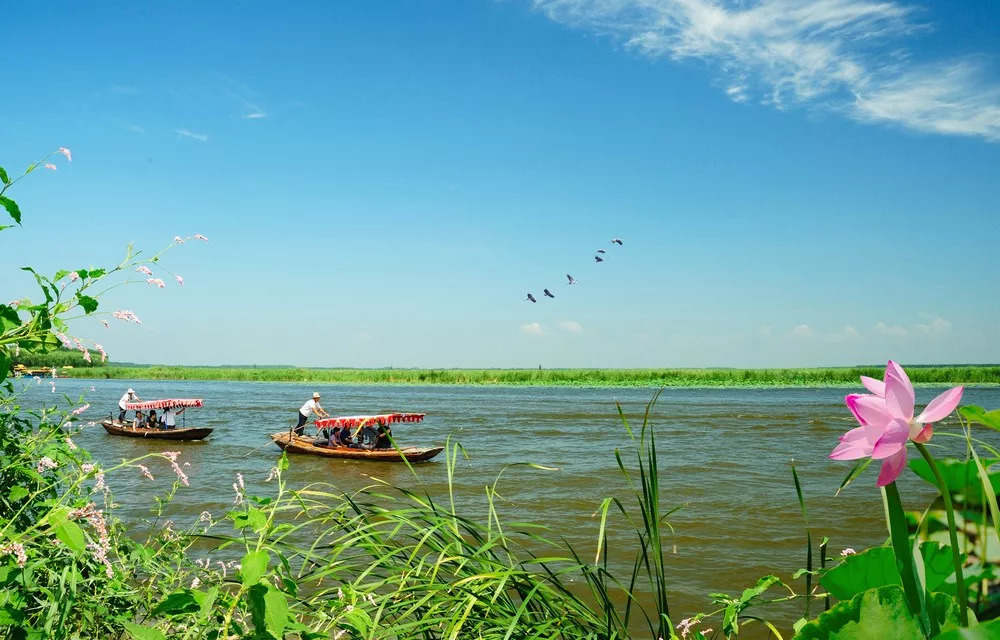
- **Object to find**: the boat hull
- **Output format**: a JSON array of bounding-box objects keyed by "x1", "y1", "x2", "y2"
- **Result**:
[
  {"x1": 100, "y1": 420, "x2": 213, "y2": 441},
  {"x1": 270, "y1": 431, "x2": 442, "y2": 462}
]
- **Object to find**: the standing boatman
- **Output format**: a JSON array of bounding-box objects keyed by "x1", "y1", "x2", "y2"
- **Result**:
[
  {"x1": 118, "y1": 388, "x2": 139, "y2": 422},
  {"x1": 294, "y1": 392, "x2": 330, "y2": 436}
]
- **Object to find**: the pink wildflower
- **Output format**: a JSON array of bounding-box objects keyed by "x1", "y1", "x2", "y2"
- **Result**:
[
  {"x1": 69, "y1": 272, "x2": 79, "y2": 282},
  {"x1": 191, "y1": 577, "x2": 200, "y2": 588},
  {"x1": 94, "y1": 472, "x2": 107, "y2": 493},
  {"x1": 176, "y1": 275, "x2": 184, "y2": 286},
  {"x1": 198, "y1": 511, "x2": 213, "y2": 526},
  {"x1": 0, "y1": 543, "x2": 26, "y2": 568},
  {"x1": 162, "y1": 451, "x2": 179, "y2": 462},
  {"x1": 93, "y1": 343, "x2": 107, "y2": 362},
  {"x1": 71, "y1": 404, "x2": 90, "y2": 416},
  {"x1": 59, "y1": 147, "x2": 72, "y2": 162},
  {"x1": 81, "y1": 463, "x2": 95, "y2": 474},
  {"x1": 112, "y1": 309, "x2": 142, "y2": 324},
  {"x1": 146, "y1": 278, "x2": 166, "y2": 288},
  {"x1": 193, "y1": 234, "x2": 208, "y2": 241},
  {"x1": 841, "y1": 548, "x2": 857, "y2": 557},
  {"x1": 831, "y1": 361, "x2": 964, "y2": 487},
  {"x1": 171, "y1": 461, "x2": 189, "y2": 486},
  {"x1": 174, "y1": 236, "x2": 184, "y2": 244},
  {"x1": 66, "y1": 437, "x2": 77, "y2": 450},
  {"x1": 45, "y1": 163, "x2": 57, "y2": 171},
  {"x1": 50, "y1": 381, "x2": 56, "y2": 393},
  {"x1": 266, "y1": 467, "x2": 279, "y2": 482},
  {"x1": 54, "y1": 331, "x2": 73, "y2": 349},
  {"x1": 136, "y1": 265, "x2": 153, "y2": 276},
  {"x1": 138, "y1": 464, "x2": 154, "y2": 481},
  {"x1": 677, "y1": 618, "x2": 694, "y2": 639},
  {"x1": 37, "y1": 457, "x2": 58, "y2": 473}
]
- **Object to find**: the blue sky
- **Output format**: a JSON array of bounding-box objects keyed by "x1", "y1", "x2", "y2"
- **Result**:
[{"x1": 1, "y1": 0, "x2": 998, "y2": 368}]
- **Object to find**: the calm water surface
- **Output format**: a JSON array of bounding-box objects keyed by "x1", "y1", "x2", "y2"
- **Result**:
[{"x1": 21, "y1": 379, "x2": 1000, "y2": 631}]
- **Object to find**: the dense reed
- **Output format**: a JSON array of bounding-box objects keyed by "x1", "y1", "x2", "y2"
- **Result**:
[{"x1": 61, "y1": 365, "x2": 1000, "y2": 387}]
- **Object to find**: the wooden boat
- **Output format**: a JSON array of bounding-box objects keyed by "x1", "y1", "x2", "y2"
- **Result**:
[
  {"x1": 270, "y1": 412, "x2": 442, "y2": 462},
  {"x1": 104, "y1": 398, "x2": 212, "y2": 440},
  {"x1": 101, "y1": 420, "x2": 213, "y2": 440}
]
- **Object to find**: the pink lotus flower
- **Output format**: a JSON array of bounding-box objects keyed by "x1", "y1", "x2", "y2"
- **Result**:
[
  {"x1": 59, "y1": 147, "x2": 72, "y2": 162},
  {"x1": 830, "y1": 361, "x2": 964, "y2": 486},
  {"x1": 45, "y1": 163, "x2": 57, "y2": 171},
  {"x1": 176, "y1": 275, "x2": 184, "y2": 286}
]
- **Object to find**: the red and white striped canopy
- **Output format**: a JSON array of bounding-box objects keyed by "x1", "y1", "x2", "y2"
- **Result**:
[
  {"x1": 125, "y1": 398, "x2": 204, "y2": 411},
  {"x1": 314, "y1": 413, "x2": 425, "y2": 429}
]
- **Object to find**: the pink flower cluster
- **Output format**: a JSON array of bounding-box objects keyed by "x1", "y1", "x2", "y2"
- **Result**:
[
  {"x1": 830, "y1": 361, "x2": 964, "y2": 486},
  {"x1": 193, "y1": 234, "x2": 208, "y2": 241},
  {"x1": 137, "y1": 464, "x2": 154, "y2": 481},
  {"x1": 146, "y1": 278, "x2": 166, "y2": 288},
  {"x1": 65, "y1": 437, "x2": 77, "y2": 450},
  {"x1": 72, "y1": 338, "x2": 91, "y2": 363},
  {"x1": 162, "y1": 451, "x2": 189, "y2": 486},
  {"x1": 45, "y1": 163, "x2": 57, "y2": 171},
  {"x1": 69, "y1": 272, "x2": 79, "y2": 282},
  {"x1": 71, "y1": 404, "x2": 90, "y2": 416},
  {"x1": 36, "y1": 457, "x2": 58, "y2": 473},
  {"x1": 0, "y1": 543, "x2": 26, "y2": 568},
  {"x1": 176, "y1": 275, "x2": 184, "y2": 286},
  {"x1": 136, "y1": 265, "x2": 153, "y2": 276},
  {"x1": 71, "y1": 503, "x2": 113, "y2": 578},
  {"x1": 59, "y1": 147, "x2": 72, "y2": 162},
  {"x1": 112, "y1": 309, "x2": 142, "y2": 324},
  {"x1": 233, "y1": 473, "x2": 245, "y2": 505},
  {"x1": 54, "y1": 331, "x2": 73, "y2": 349},
  {"x1": 93, "y1": 343, "x2": 107, "y2": 363}
]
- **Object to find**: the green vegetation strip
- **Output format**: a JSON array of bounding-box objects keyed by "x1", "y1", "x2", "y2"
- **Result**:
[{"x1": 58, "y1": 365, "x2": 1000, "y2": 387}]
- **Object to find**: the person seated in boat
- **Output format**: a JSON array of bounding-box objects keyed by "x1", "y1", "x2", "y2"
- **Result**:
[
  {"x1": 145, "y1": 410, "x2": 159, "y2": 430},
  {"x1": 118, "y1": 388, "x2": 139, "y2": 422},
  {"x1": 161, "y1": 406, "x2": 185, "y2": 430},
  {"x1": 338, "y1": 426, "x2": 361, "y2": 449},
  {"x1": 131, "y1": 411, "x2": 145, "y2": 429},
  {"x1": 374, "y1": 423, "x2": 393, "y2": 449},
  {"x1": 295, "y1": 392, "x2": 330, "y2": 436}
]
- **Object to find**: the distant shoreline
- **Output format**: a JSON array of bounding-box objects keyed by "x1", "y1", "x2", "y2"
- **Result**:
[{"x1": 58, "y1": 365, "x2": 1000, "y2": 388}]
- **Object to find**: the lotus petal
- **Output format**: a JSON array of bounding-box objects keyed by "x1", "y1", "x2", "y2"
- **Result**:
[
  {"x1": 860, "y1": 375, "x2": 886, "y2": 397},
  {"x1": 846, "y1": 394, "x2": 891, "y2": 427},
  {"x1": 884, "y1": 363, "x2": 915, "y2": 421},
  {"x1": 871, "y1": 419, "x2": 909, "y2": 460},
  {"x1": 915, "y1": 386, "x2": 964, "y2": 424},
  {"x1": 876, "y1": 448, "x2": 908, "y2": 487}
]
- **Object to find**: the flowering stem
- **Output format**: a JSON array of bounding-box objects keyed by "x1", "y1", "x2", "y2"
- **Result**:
[
  {"x1": 914, "y1": 442, "x2": 969, "y2": 626},
  {"x1": 884, "y1": 482, "x2": 928, "y2": 634}
]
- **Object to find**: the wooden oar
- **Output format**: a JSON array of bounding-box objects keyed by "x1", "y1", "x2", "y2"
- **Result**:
[{"x1": 241, "y1": 421, "x2": 299, "y2": 458}]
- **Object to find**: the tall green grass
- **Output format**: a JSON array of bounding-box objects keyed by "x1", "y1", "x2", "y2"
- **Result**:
[{"x1": 62, "y1": 365, "x2": 1000, "y2": 387}]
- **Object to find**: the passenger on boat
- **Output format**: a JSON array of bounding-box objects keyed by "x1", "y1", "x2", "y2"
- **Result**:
[
  {"x1": 131, "y1": 411, "x2": 145, "y2": 429},
  {"x1": 374, "y1": 423, "x2": 393, "y2": 450},
  {"x1": 162, "y1": 406, "x2": 185, "y2": 430},
  {"x1": 145, "y1": 410, "x2": 159, "y2": 430},
  {"x1": 294, "y1": 392, "x2": 329, "y2": 436},
  {"x1": 338, "y1": 426, "x2": 360, "y2": 449},
  {"x1": 118, "y1": 388, "x2": 139, "y2": 422}
]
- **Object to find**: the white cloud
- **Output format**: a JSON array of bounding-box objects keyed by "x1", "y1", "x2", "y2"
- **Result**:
[
  {"x1": 875, "y1": 321, "x2": 908, "y2": 336},
  {"x1": 759, "y1": 324, "x2": 773, "y2": 336},
  {"x1": 521, "y1": 322, "x2": 544, "y2": 336},
  {"x1": 245, "y1": 111, "x2": 267, "y2": 119},
  {"x1": 557, "y1": 320, "x2": 584, "y2": 334},
  {"x1": 175, "y1": 129, "x2": 209, "y2": 142},
  {"x1": 915, "y1": 315, "x2": 951, "y2": 334},
  {"x1": 827, "y1": 324, "x2": 861, "y2": 342},
  {"x1": 357, "y1": 332, "x2": 372, "y2": 341},
  {"x1": 533, "y1": 0, "x2": 1000, "y2": 142},
  {"x1": 792, "y1": 324, "x2": 812, "y2": 337},
  {"x1": 125, "y1": 124, "x2": 146, "y2": 134}
]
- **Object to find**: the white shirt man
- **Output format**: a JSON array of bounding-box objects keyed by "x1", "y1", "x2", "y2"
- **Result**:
[
  {"x1": 162, "y1": 406, "x2": 185, "y2": 429},
  {"x1": 295, "y1": 392, "x2": 330, "y2": 435},
  {"x1": 118, "y1": 389, "x2": 139, "y2": 421}
]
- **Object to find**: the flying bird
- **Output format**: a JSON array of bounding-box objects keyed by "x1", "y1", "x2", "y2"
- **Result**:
[
  {"x1": 595, "y1": 255, "x2": 604, "y2": 263},
  {"x1": 611, "y1": 238, "x2": 623, "y2": 245},
  {"x1": 527, "y1": 293, "x2": 537, "y2": 303},
  {"x1": 543, "y1": 289, "x2": 554, "y2": 298},
  {"x1": 566, "y1": 274, "x2": 576, "y2": 285},
  {"x1": 596, "y1": 249, "x2": 606, "y2": 254}
]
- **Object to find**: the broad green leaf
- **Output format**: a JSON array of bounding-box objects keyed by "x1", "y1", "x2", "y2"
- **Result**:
[
  {"x1": 76, "y1": 294, "x2": 98, "y2": 314},
  {"x1": 278, "y1": 451, "x2": 289, "y2": 472},
  {"x1": 921, "y1": 542, "x2": 964, "y2": 592},
  {"x1": 247, "y1": 506, "x2": 268, "y2": 532},
  {"x1": 55, "y1": 520, "x2": 87, "y2": 554},
  {"x1": 88, "y1": 268, "x2": 106, "y2": 278},
  {"x1": 122, "y1": 622, "x2": 167, "y2": 640},
  {"x1": 821, "y1": 547, "x2": 900, "y2": 600},
  {"x1": 151, "y1": 590, "x2": 201, "y2": 616},
  {"x1": 249, "y1": 584, "x2": 289, "y2": 639},
  {"x1": 0, "y1": 167, "x2": 9, "y2": 185},
  {"x1": 241, "y1": 549, "x2": 270, "y2": 587},
  {"x1": 0, "y1": 350, "x2": 9, "y2": 383},
  {"x1": 0, "y1": 196, "x2": 21, "y2": 224},
  {"x1": 195, "y1": 586, "x2": 218, "y2": 618},
  {"x1": 935, "y1": 618, "x2": 1000, "y2": 639},
  {"x1": 8, "y1": 486, "x2": 28, "y2": 502},
  {"x1": 794, "y1": 586, "x2": 924, "y2": 639},
  {"x1": 959, "y1": 406, "x2": 1000, "y2": 432},
  {"x1": 909, "y1": 457, "x2": 1000, "y2": 505}
]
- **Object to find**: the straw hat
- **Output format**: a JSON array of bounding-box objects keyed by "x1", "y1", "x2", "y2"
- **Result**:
[{"x1": 312, "y1": 392, "x2": 321, "y2": 399}]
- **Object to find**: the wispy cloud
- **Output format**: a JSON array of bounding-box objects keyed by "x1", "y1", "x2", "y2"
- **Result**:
[
  {"x1": 217, "y1": 73, "x2": 269, "y2": 120},
  {"x1": 792, "y1": 324, "x2": 812, "y2": 337},
  {"x1": 245, "y1": 111, "x2": 267, "y2": 119},
  {"x1": 110, "y1": 85, "x2": 142, "y2": 96},
  {"x1": 557, "y1": 320, "x2": 584, "y2": 334},
  {"x1": 875, "y1": 321, "x2": 908, "y2": 336},
  {"x1": 125, "y1": 123, "x2": 146, "y2": 134},
  {"x1": 533, "y1": 0, "x2": 1000, "y2": 141},
  {"x1": 915, "y1": 314, "x2": 951, "y2": 334},
  {"x1": 521, "y1": 322, "x2": 545, "y2": 336},
  {"x1": 175, "y1": 129, "x2": 209, "y2": 142}
]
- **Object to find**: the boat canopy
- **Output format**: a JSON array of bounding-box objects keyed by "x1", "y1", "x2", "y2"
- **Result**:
[
  {"x1": 125, "y1": 398, "x2": 204, "y2": 411},
  {"x1": 314, "y1": 413, "x2": 425, "y2": 429}
]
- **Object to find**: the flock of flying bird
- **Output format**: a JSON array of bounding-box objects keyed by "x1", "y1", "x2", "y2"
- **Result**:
[{"x1": 526, "y1": 238, "x2": 623, "y2": 303}]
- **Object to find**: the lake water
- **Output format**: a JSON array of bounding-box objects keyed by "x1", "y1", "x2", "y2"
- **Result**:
[{"x1": 19, "y1": 378, "x2": 1000, "y2": 632}]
